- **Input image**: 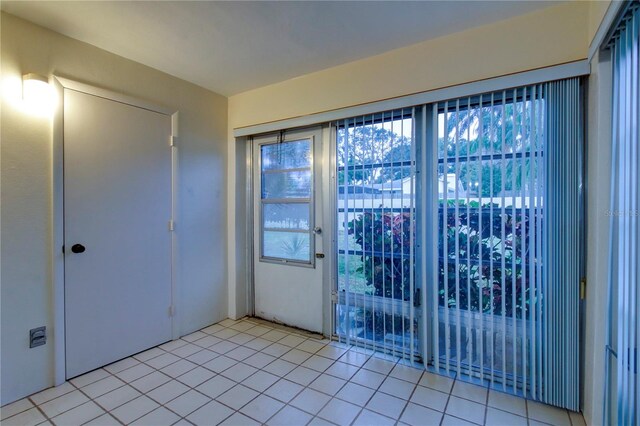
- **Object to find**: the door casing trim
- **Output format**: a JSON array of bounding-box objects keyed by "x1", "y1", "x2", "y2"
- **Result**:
[{"x1": 52, "y1": 76, "x2": 179, "y2": 385}]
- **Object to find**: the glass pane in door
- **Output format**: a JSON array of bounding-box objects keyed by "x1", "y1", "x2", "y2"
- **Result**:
[{"x1": 260, "y1": 139, "x2": 313, "y2": 264}]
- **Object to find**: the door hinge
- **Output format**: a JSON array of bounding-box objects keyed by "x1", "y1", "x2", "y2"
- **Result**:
[
  {"x1": 168, "y1": 220, "x2": 175, "y2": 231},
  {"x1": 170, "y1": 136, "x2": 178, "y2": 147},
  {"x1": 169, "y1": 305, "x2": 175, "y2": 317},
  {"x1": 331, "y1": 291, "x2": 338, "y2": 303},
  {"x1": 580, "y1": 278, "x2": 587, "y2": 300},
  {"x1": 414, "y1": 288, "x2": 421, "y2": 307}
]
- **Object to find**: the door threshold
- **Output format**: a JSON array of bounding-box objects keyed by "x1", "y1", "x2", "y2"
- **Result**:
[{"x1": 248, "y1": 316, "x2": 325, "y2": 340}]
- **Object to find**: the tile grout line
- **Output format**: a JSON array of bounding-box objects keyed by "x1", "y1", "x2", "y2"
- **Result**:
[
  {"x1": 482, "y1": 379, "x2": 490, "y2": 425},
  {"x1": 20, "y1": 321, "x2": 265, "y2": 425},
  {"x1": 212, "y1": 324, "x2": 367, "y2": 424},
  {"x1": 438, "y1": 377, "x2": 454, "y2": 426},
  {"x1": 145, "y1": 321, "x2": 333, "y2": 424},
  {"x1": 27, "y1": 395, "x2": 52, "y2": 425},
  {"x1": 70, "y1": 378, "x2": 126, "y2": 426},
  {"x1": 105, "y1": 323, "x2": 273, "y2": 424},
  {"x1": 344, "y1": 361, "x2": 400, "y2": 426},
  {"x1": 393, "y1": 370, "x2": 423, "y2": 425},
  {"x1": 5, "y1": 317, "x2": 575, "y2": 426},
  {"x1": 18, "y1": 323, "x2": 386, "y2": 425},
  {"x1": 98, "y1": 362, "x2": 199, "y2": 424},
  {"x1": 16, "y1": 320, "x2": 400, "y2": 425},
  {"x1": 4, "y1": 320, "x2": 248, "y2": 425},
  {"x1": 51, "y1": 364, "x2": 177, "y2": 426},
  {"x1": 211, "y1": 321, "x2": 326, "y2": 424},
  {"x1": 262, "y1": 363, "x2": 352, "y2": 423}
]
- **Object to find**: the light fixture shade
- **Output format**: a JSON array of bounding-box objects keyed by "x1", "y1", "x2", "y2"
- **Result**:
[
  {"x1": 22, "y1": 73, "x2": 49, "y2": 99},
  {"x1": 22, "y1": 73, "x2": 48, "y2": 84},
  {"x1": 22, "y1": 73, "x2": 54, "y2": 115}
]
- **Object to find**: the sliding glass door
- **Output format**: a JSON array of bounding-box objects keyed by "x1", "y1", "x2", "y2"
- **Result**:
[
  {"x1": 334, "y1": 110, "x2": 420, "y2": 360},
  {"x1": 428, "y1": 90, "x2": 546, "y2": 393},
  {"x1": 332, "y1": 78, "x2": 583, "y2": 410}
]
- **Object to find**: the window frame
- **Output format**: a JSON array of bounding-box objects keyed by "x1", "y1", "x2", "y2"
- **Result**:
[{"x1": 258, "y1": 137, "x2": 316, "y2": 267}]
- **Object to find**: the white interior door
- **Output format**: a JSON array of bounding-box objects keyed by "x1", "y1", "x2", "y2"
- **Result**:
[
  {"x1": 253, "y1": 128, "x2": 324, "y2": 333},
  {"x1": 64, "y1": 88, "x2": 173, "y2": 378}
]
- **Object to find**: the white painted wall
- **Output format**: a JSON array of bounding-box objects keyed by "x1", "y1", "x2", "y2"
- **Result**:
[{"x1": 1, "y1": 12, "x2": 228, "y2": 405}]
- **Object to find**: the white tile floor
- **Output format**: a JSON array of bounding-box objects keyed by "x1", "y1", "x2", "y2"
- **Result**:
[{"x1": 1, "y1": 317, "x2": 586, "y2": 426}]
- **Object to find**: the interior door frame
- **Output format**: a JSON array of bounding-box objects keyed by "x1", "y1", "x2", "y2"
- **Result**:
[
  {"x1": 51, "y1": 76, "x2": 179, "y2": 385},
  {"x1": 245, "y1": 124, "x2": 334, "y2": 336}
]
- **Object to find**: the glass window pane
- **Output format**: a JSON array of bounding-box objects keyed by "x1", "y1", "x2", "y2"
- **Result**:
[
  {"x1": 337, "y1": 118, "x2": 413, "y2": 185},
  {"x1": 335, "y1": 304, "x2": 418, "y2": 351},
  {"x1": 437, "y1": 158, "x2": 542, "y2": 207},
  {"x1": 337, "y1": 254, "x2": 368, "y2": 293},
  {"x1": 261, "y1": 140, "x2": 311, "y2": 170},
  {"x1": 434, "y1": 92, "x2": 546, "y2": 388},
  {"x1": 263, "y1": 203, "x2": 310, "y2": 231},
  {"x1": 263, "y1": 231, "x2": 310, "y2": 262},
  {"x1": 335, "y1": 112, "x2": 416, "y2": 355},
  {"x1": 437, "y1": 98, "x2": 545, "y2": 161},
  {"x1": 262, "y1": 170, "x2": 311, "y2": 199}
]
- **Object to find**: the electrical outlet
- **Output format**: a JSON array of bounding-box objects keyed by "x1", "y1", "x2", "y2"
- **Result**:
[{"x1": 29, "y1": 326, "x2": 46, "y2": 348}]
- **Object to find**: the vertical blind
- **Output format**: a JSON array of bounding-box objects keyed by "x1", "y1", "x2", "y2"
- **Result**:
[
  {"x1": 542, "y1": 78, "x2": 582, "y2": 410},
  {"x1": 605, "y1": 2, "x2": 639, "y2": 424},
  {"x1": 423, "y1": 80, "x2": 582, "y2": 410},
  {"x1": 333, "y1": 79, "x2": 582, "y2": 410},
  {"x1": 425, "y1": 88, "x2": 547, "y2": 396},
  {"x1": 334, "y1": 110, "x2": 419, "y2": 360}
]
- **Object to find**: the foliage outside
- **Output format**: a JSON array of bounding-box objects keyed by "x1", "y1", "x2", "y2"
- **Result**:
[{"x1": 347, "y1": 204, "x2": 539, "y2": 320}]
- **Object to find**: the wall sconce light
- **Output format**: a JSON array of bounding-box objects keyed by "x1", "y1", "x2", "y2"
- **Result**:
[{"x1": 22, "y1": 73, "x2": 55, "y2": 116}]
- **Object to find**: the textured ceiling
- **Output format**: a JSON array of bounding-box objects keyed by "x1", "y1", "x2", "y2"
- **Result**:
[{"x1": 2, "y1": 1, "x2": 561, "y2": 96}]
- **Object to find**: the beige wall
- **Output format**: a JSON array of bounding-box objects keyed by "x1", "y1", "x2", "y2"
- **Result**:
[
  {"x1": 226, "y1": 1, "x2": 591, "y2": 320},
  {"x1": 0, "y1": 0, "x2": 617, "y2": 414},
  {"x1": 226, "y1": 2, "x2": 621, "y2": 423},
  {"x1": 228, "y1": 2, "x2": 589, "y2": 129},
  {"x1": 1, "y1": 12, "x2": 228, "y2": 404},
  {"x1": 589, "y1": 0, "x2": 612, "y2": 47}
]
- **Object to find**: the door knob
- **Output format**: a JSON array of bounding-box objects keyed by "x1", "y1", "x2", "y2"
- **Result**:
[
  {"x1": 71, "y1": 244, "x2": 86, "y2": 254},
  {"x1": 313, "y1": 226, "x2": 322, "y2": 235}
]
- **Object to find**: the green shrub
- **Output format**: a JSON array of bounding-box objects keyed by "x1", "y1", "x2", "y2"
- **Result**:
[{"x1": 347, "y1": 203, "x2": 539, "y2": 319}]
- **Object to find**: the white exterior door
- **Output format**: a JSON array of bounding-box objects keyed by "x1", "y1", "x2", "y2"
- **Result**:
[
  {"x1": 64, "y1": 88, "x2": 173, "y2": 378},
  {"x1": 253, "y1": 128, "x2": 325, "y2": 333}
]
